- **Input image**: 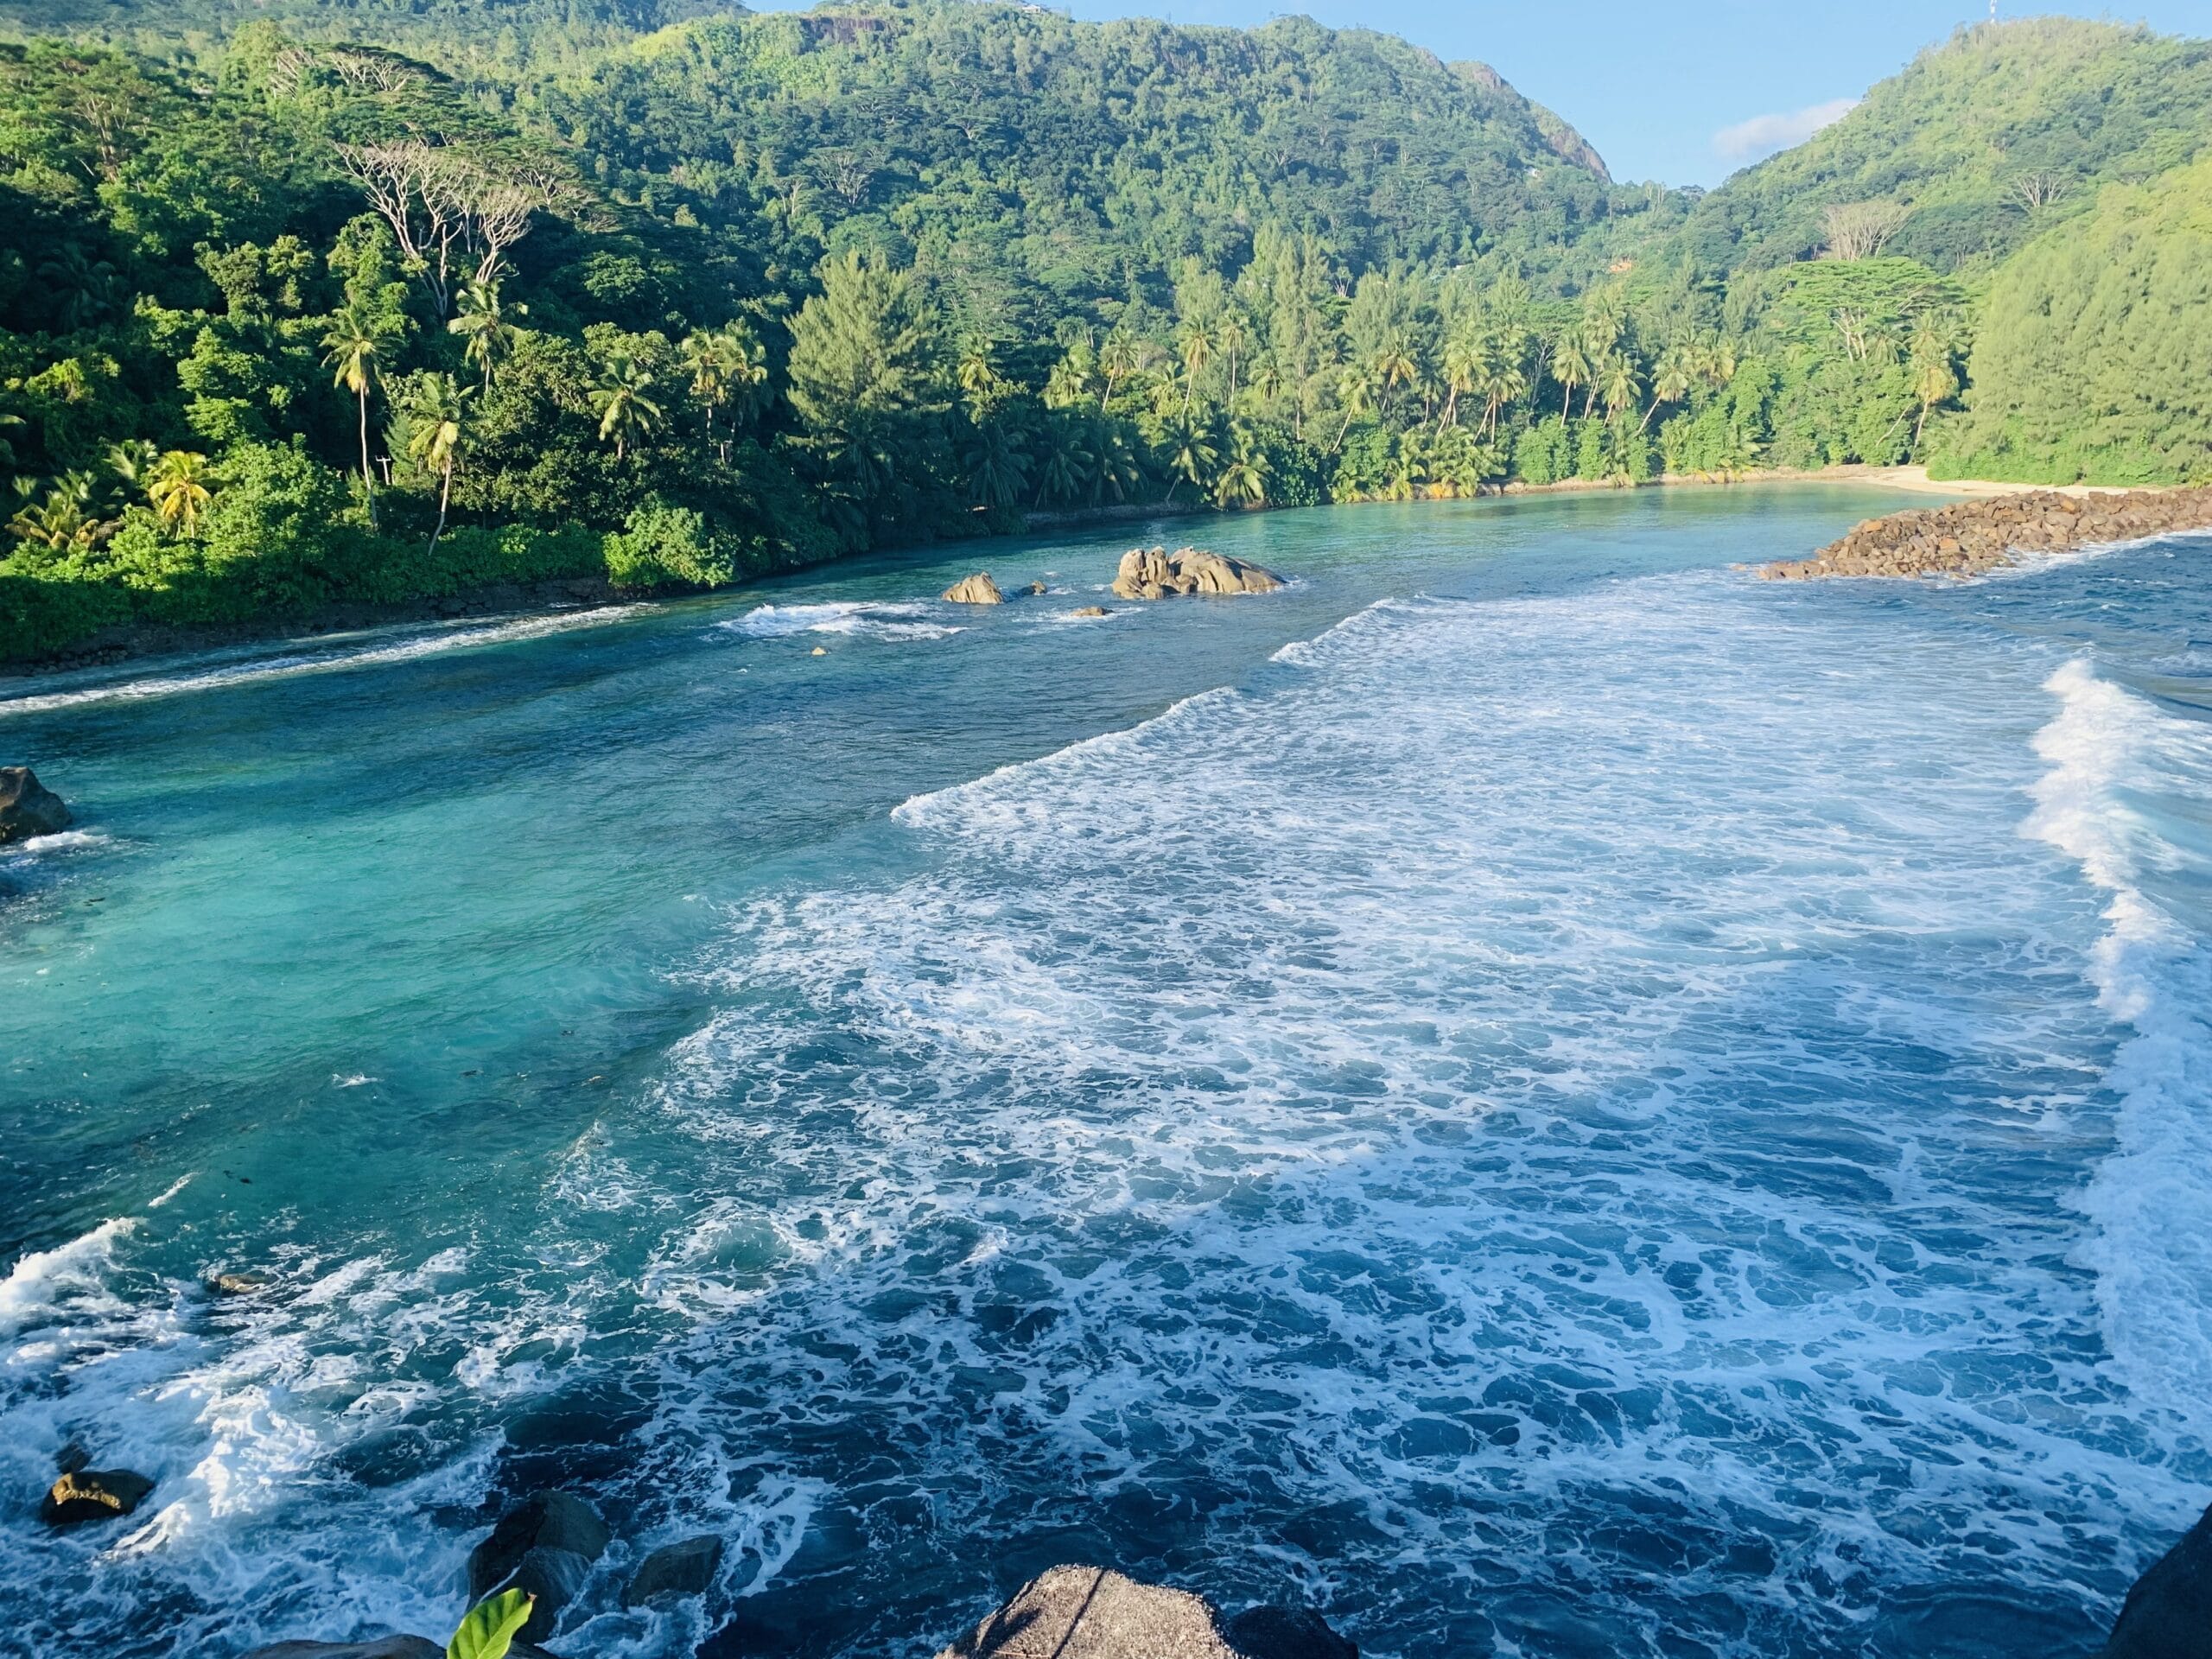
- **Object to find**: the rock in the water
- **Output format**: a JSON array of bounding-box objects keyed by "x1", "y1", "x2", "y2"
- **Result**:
[
  {"x1": 1071, "y1": 606, "x2": 1111, "y2": 618},
  {"x1": 936, "y1": 1566, "x2": 1351, "y2": 1659},
  {"x1": 467, "y1": 1491, "x2": 610, "y2": 1641},
  {"x1": 0, "y1": 766, "x2": 70, "y2": 845},
  {"x1": 1024, "y1": 581, "x2": 1049, "y2": 596},
  {"x1": 943, "y1": 573, "x2": 1007, "y2": 605},
  {"x1": 938, "y1": 1567, "x2": 1236, "y2": 1659},
  {"x1": 1224, "y1": 1605, "x2": 1357, "y2": 1659},
  {"x1": 624, "y1": 1534, "x2": 724, "y2": 1606},
  {"x1": 207, "y1": 1271, "x2": 272, "y2": 1295},
  {"x1": 41, "y1": 1467, "x2": 156, "y2": 1525},
  {"x1": 2102, "y1": 1501, "x2": 2212, "y2": 1658},
  {"x1": 1109, "y1": 547, "x2": 1283, "y2": 601}
]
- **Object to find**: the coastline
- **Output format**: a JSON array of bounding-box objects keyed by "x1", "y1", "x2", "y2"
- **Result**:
[{"x1": 0, "y1": 467, "x2": 2147, "y2": 684}]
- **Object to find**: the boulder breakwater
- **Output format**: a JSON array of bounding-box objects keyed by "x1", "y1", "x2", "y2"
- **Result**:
[{"x1": 1760, "y1": 486, "x2": 2212, "y2": 580}]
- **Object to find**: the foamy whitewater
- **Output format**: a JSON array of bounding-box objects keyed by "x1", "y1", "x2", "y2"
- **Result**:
[{"x1": 3, "y1": 491, "x2": 2209, "y2": 1659}]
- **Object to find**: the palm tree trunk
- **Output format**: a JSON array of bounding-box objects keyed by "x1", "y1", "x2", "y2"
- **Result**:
[
  {"x1": 357, "y1": 386, "x2": 378, "y2": 531},
  {"x1": 429, "y1": 461, "x2": 453, "y2": 555}
]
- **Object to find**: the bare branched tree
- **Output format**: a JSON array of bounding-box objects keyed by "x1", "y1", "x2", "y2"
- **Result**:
[
  {"x1": 338, "y1": 143, "x2": 562, "y2": 316},
  {"x1": 2013, "y1": 171, "x2": 2067, "y2": 213},
  {"x1": 1821, "y1": 200, "x2": 1910, "y2": 261},
  {"x1": 73, "y1": 92, "x2": 129, "y2": 182}
]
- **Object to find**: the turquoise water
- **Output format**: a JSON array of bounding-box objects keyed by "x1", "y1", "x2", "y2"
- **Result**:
[{"x1": 3, "y1": 489, "x2": 2209, "y2": 1658}]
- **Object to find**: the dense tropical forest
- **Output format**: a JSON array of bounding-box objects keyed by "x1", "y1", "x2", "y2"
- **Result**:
[{"x1": 0, "y1": 0, "x2": 2207, "y2": 660}]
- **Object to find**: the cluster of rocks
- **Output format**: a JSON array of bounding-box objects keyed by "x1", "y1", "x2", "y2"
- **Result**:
[
  {"x1": 237, "y1": 1491, "x2": 721, "y2": 1659},
  {"x1": 938, "y1": 1567, "x2": 1355, "y2": 1659},
  {"x1": 0, "y1": 766, "x2": 70, "y2": 845},
  {"x1": 1111, "y1": 546, "x2": 1284, "y2": 600},
  {"x1": 1761, "y1": 486, "x2": 2212, "y2": 581}
]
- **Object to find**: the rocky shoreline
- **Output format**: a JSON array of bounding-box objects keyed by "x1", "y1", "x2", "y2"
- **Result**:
[
  {"x1": 32, "y1": 1421, "x2": 2212, "y2": 1656},
  {"x1": 1760, "y1": 485, "x2": 2212, "y2": 580}
]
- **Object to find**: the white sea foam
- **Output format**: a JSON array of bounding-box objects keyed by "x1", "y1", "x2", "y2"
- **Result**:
[
  {"x1": 634, "y1": 570, "x2": 2207, "y2": 1653},
  {"x1": 2024, "y1": 658, "x2": 2212, "y2": 1416},
  {"x1": 0, "y1": 608, "x2": 637, "y2": 717},
  {"x1": 717, "y1": 601, "x2": 963, "y2": 642}
]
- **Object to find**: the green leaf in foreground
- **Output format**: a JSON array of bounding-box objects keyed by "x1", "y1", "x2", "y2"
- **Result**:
[{"x1": 448, "y1": 1589, "x2": 535, "y2": 1659}]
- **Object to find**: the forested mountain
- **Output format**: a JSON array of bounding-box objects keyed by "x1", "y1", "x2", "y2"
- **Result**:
[
  {"x1": 1678, "y1": 18, "x2": 2212, "y2": 276},
  {"x1": 0, "y1": 2, "x2": 2207, "y2": 663}
]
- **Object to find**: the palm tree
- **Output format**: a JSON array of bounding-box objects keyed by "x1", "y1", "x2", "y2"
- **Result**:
[
  {"x1": 957, "y1": 340, "x2": 1012, "y2": 416},
  {"x1": 1217, "y1": 312, "x2": 1249, "y2": 407},
  {"x1": 1552, "y1": 328, "x2": 1591, "y2": 419},
  {"x1": 7, "y1": 474, "x2": 107, "y2": 552},
  {"x1": 1160, "y1": 414, "x2": 1219, "y2": 504},
  {"x1": 448, "y1": 280, "x2": 527, "y2": 392},
  {"x1": 404, "y1": 373, "x2": 471, "y2": 555},
  {"x1": 1089, "y1": 423, "x2": 1145, "y2": 505},
  {"x1": 1175, "y1": 320, "x2": 1215, "y2": 417},
  {"x1": 679, "y1": 324, "x2": 767, "y2": 458},
  {"x1": 1440, "y1": 331, "x2": 1481, "y2": 432},
  {"x1": 1033, "y1": 419, "x2": 1093, "y2": 508},
  {"x1": 1640, "y1": 342, "x2": 1696, "y2": 433},
  {"x1": 1374, "y1": 343, "x2": 1419, "y2": 417},
  {"x1": 1908, "y1": 314, "x2": 1961, "y2": 450},
  {"x1": 1099, "y1": 330, "x2": 1141, "y2": 412},
  {"x1": 1213, "y1": 423, "x2": 1267, "y2": 507},
  {"x1": 105, "y1": 439, "x2": 161, "y2": 489},
  {"x1": 589, "y1": 353, "x2": 665, "y2": 463},
  {"x1": 1332, "y1": 362, "x2": 1377, "y2": 452},
  {"x1": 147, "y1": 450, "x2": 213, "y2": 535},
  {"x1": 1477, "y1": 354, "x2": 1529, "y2": 441},
  {"x1": 1599, "y1": 353, "x2": 1642, "y2": 424},
  {"x1": 962, "y1": 418, "x2": 1030, "y2": 512},
  {"x1": 324, "y1": 308, "x2": 387, "y2": 526}
]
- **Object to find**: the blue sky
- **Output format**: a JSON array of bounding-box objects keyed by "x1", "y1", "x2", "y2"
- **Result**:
[{"x1": 747, "y1": 1, "x2": 2212, "y2": 187}]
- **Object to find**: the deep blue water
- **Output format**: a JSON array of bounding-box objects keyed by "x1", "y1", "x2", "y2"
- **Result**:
[{"x1": 2, "y1": 487, "x2": 2209, "y2": 1659}]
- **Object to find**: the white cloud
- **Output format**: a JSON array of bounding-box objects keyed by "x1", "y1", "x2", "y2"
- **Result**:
[{"x1": 1712, "y1": 97, "x2": 1859, "y2": 166}]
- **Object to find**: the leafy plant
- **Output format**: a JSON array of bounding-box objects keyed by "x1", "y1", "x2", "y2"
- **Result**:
[{"x1": 447, "y1": 1589, "x2": 534, "y2": 1659}]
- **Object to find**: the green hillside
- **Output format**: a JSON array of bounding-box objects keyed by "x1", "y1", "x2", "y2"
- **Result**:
[
  {"x1": 1679, "y1": 17, "x2": 2212, "y2": 276},
  {"x1": 1939, "y1": 156, "x2": 2212, "y2": 484},
  {"x1": 0, "y1": 3, "x2": 2209, "y2": 663}
]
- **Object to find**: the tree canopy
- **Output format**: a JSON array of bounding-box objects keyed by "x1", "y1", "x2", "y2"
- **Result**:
[{"x1": 0, "y1": 3, "x2": 2207, "y2": 662}]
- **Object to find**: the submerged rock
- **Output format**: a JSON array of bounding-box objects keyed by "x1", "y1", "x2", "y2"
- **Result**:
[
  {"x1": 467, "y1": 1491, "x2": 610, "y2": 1642},
  {"x1": 1224, "y1": 1606, "x2": 1358, "y2": 1659},
  {"x1": 207, "y1": 1271, "x2": 272, "y2": 1296},
  {"x1": 936, "y1": 1566, "x2": 1354, "y2": 1659},
  {"x1": 41, "y1": 1467, "x2": 156, "y2": 1525},
  {"x1": 2101, "y1": 1501, "x2": 2212, "y2": 1658},
  {"x1": 624, "y1": 1533, "x2": 724, "y2": 1606},
  {"x1": 0, "y1": 766, "x2": 71, "y2": 845},
  {"x1": 1110, "y1": 547, "x2": 1283, "y2": 601},
  {"x1": 943, "y1": 573, "x2": 1007, "y2": 605},
  {"x1": 1761, "y1": 484, "x2": 2212, "y2": 581},
  {"x1": 1071, "y1": 606, "x2": 1111, "y2": 618}
]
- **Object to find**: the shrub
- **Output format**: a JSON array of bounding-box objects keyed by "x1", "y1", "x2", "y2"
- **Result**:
[{"x1": 601, "y1": 499, "x2": 742, "y2": 590}]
